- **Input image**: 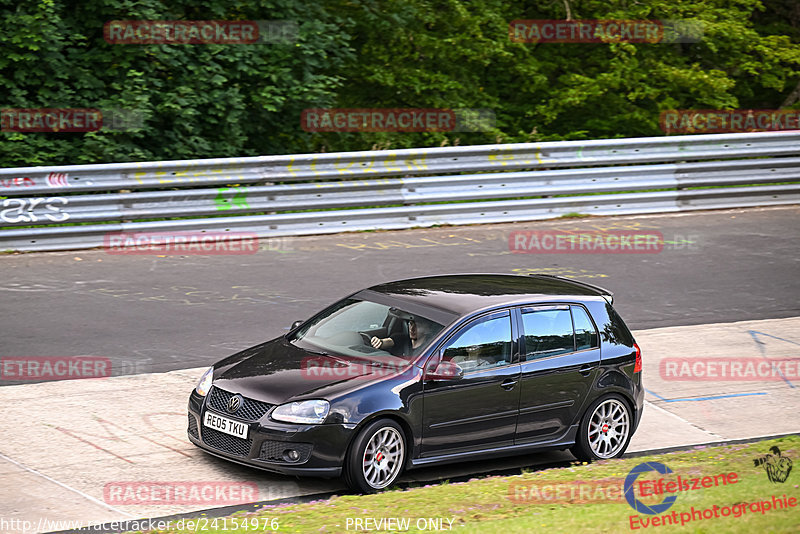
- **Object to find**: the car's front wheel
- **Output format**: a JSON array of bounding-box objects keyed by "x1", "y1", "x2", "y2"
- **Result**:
[
  {"x1": 344, "y1": 418, "x2": 406, "y2": 493},
  {"x1": 571, "y1": 394, "x2": 632, "y2": 461}
]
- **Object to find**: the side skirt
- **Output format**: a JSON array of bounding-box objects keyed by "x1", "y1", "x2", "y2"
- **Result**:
[{"x1": 408, "y1": 425, "x2": 579, "y2": 470}]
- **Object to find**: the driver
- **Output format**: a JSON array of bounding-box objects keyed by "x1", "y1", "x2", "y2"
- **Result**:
[{"x1": 370, "y1": 317, "x2": 433, "y2": 356}]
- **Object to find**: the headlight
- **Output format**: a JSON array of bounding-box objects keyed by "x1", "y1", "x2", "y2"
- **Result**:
[
  {"x1": 271, "y1": 400, "x2": 330, "y2": 424},
  {"x1": 195, "y1": 367, "x2": 214, "y2": 396}
]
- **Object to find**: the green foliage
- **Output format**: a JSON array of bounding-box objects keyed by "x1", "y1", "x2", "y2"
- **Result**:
[
  {"x1": 1, "y1": 0, "x2": 799, "y2": 165},
  {"x1": 317, "y1": 0, "x2": 800, "y2": 151},
  {"x1": 0, "y1": 0, "x2": 354, "y2": 165}
]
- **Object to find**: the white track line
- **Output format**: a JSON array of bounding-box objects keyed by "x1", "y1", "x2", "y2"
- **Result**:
[{"x1": 0, "y1": 450, "x2": 135, "y2": 518}]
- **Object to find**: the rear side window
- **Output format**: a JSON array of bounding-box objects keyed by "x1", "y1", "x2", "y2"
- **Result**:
[
  {"x1": 601, "y1": 304, "x2": 635, "y2": 346},
  {"x1": 572, "y1": 305, "x2": 599, "y2": 350},
  {"x1": 522, "y1": 308, "x2": 574, "y2": 360}
]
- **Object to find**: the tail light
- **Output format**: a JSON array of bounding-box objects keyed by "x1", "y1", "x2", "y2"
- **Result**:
[{"x1": 633, "y1": 343, "x2": 642, "y2": 373}]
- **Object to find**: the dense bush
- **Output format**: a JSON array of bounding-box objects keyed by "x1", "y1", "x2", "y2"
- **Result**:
[{"x1": 1, "y1": 0, "x2": 798, "y2": 166}]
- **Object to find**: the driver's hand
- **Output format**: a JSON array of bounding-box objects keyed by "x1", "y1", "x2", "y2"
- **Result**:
[{"x1": 370, "y1": 336, "x2": 384, "y2": 349}]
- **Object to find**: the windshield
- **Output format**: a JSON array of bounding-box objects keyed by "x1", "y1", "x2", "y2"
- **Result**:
[{"x1": 290, "y1": 298, "x2": 445, "y2": 361}]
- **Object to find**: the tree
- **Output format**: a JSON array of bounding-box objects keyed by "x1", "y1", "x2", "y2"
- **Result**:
[{"x1": 1, "y1": 0, "x2": 798, "y2": 166}]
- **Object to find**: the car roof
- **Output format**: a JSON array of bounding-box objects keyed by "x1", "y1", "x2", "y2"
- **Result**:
[{"x1": 363, "y1": 273, "x2": 612, "y2": 318}]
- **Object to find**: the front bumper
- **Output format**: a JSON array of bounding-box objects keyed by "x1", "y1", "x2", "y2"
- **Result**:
[{"x1": 188, "y1": 389, "x2": 355, "y2": 478}]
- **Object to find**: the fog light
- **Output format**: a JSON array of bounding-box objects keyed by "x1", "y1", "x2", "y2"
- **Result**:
[{"x1": 285, "y1": 449, "x2": 300, "y2": 462}]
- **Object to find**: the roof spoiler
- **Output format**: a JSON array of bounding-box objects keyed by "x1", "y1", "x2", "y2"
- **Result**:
[{"x1": 527, "y1": 274, "x2": 614, "y2": 305}]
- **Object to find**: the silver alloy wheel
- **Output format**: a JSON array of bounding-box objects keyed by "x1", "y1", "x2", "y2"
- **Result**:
[
  {"x1": 588, "y1": 398, "x2": 630, "y2": 459},
  {"x1": 362, "y1": 426, "x2": 405, "y2": 489}
]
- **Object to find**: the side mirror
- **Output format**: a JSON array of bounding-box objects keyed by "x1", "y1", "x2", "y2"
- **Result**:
[
  {"x1": 424, "y1": 360, "x2": 463, "y2": 381},
  {"x1": 291, "y1": 320, "x2": 304, "y2": 330}
]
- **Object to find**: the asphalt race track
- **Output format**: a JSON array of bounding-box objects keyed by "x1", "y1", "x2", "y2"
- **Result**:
[
  {"x1": 1, "y1": 206, "x2": 799, "y2": 531},
  {"x1": 2, "y1": 206, "x2": 799, "y2": 382}
]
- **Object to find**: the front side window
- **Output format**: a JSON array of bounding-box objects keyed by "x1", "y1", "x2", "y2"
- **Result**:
[
  {"x1": 522, "y1": 307, "x2": 574, "y2": 360},
  {"x1": 442, "y1": 313, "x2": 512, "y2": 373}
]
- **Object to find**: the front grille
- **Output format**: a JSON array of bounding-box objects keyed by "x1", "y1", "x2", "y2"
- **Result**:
[
  {"x1": 208, "y1": 386, "x2": 273, "y2": 421},
  {"x1": 259, "y1": 440, "x2": 313, "y2": 463},
  {"x1": 201, "y1": 427, "x2": 253, "y2": 457},
  {"x1": 187, "y1": 414, "x2": 199, "y2": 438}
]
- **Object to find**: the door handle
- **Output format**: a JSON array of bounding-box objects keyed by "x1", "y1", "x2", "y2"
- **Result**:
[
  {"x1": 501, "y1": 378, "x2": 517, "y2": 390},
  {"x1": 579, "y1": 365, "x2": 594, "y2": 376}
]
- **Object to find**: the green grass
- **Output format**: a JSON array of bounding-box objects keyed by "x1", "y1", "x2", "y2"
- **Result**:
[
  {"x1": 558, "y1": 212, "x2": 593, "y2": 219},
  {"x1": 126, "y1": 436, "x2": 800, "y2": 533}
]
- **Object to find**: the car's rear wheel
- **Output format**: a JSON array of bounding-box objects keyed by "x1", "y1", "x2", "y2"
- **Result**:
[
  {"x1": 571, "y1": 394, "x2": 632, "y2": 461},
  {"x1": 344, "y1": 419, "x2": 406, "y2": 493}
]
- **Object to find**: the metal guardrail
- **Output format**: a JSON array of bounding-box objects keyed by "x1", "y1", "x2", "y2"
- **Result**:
[{"x1": 1, "y1": 131, "x2": 798, "y2": 251}]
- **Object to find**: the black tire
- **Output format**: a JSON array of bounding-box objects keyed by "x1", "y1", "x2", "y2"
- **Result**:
[
  {"x1": 570, "y1": 394, "x2": 633, "y2": 462},
  {"x1": 343, "y1": 418, "x2": 406, "y2": 493}
]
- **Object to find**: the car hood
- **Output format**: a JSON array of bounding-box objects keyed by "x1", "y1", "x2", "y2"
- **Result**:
[{"x1": 210, "y1": 337, "x2": 414, "y2": 404}]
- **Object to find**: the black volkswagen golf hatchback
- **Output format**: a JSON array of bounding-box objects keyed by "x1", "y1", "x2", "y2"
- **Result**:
[{"x1": 188, "y1": 274, "x2": 643, "y2": 492}]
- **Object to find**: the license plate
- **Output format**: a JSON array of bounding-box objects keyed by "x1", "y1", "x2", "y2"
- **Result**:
[{"x1": 203, "y1": 411, "x2": 249, "y2": 439}]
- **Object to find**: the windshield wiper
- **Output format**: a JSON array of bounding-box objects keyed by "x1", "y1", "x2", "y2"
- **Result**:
[{"x1": 300, "y1": 346, "x2": 351, "y2": 364}]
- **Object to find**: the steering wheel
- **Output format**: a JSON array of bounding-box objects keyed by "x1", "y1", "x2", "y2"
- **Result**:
[{"x1": 358, "y1": 332, "x2": 372, "y2": 346}]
